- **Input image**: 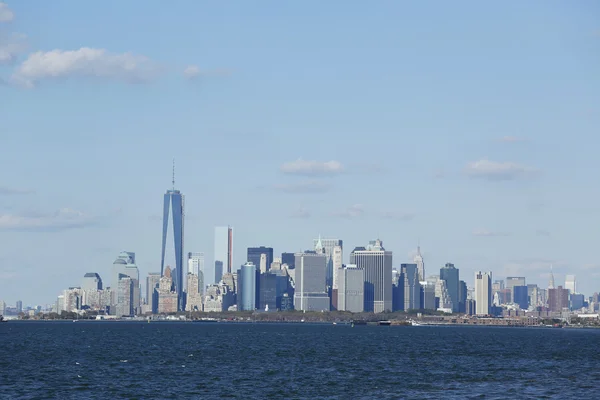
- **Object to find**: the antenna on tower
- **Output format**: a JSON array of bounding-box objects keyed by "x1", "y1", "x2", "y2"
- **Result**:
[{"x1": 172, "y1": 158, "x2": 175, "y2": 190}]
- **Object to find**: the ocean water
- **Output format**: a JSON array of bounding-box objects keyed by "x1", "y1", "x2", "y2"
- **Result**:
[{"x1": 1, "y1": 322, "x2": 599, "y2": 399}]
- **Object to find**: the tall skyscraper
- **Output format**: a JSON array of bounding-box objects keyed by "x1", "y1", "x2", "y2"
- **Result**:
[
  {"x1": 513, "y1": 286, "x2": 529, "y2": 310},
  {"x1": 112, "y1": 252, "x2": 140, "y2": 314},
  {"x1": 350, "y1": 239, "x2": 393, "y2": 313},
  {"x1": 414, "y1": 246, "x2": 425, "y2": 281},
  {"x1": 185, "y1": 273, "x2": 202, "y2": 312},
  {"x1": 238, "y1": 262, "x2": 256, "y2": 311},
  {"x1": 548, "y1": 265, "x2": 555, "y2": 289},
  {"x1": 281, "y1": 252, "x2": 295, "y2": 268},
  {"x1": 312, "y1": 236, "x2": 343, "y2": 288},
  {"x1": 161, "y1": 166, "x2": 185, "y2": 311},
  {"x1": 188, "y1": 252, "x2": 205, "y2": 295},
  {"x1": 401, "y1": 263, "x2": 422, "y2": 311},
  {"x1": 158, "y1": 266, "x2": 178, "y2": 314},
  {"x1": 82, "y1": 273, "x2": 103, "y2": 291},
  {"x1": 548, "y1": 286, "x2": 569, "y2": 312},
  {"x1": 565, "y1": 275, "x2": 576, "y2": 293},
  {"x1": 214, "y1": 226, "x2": 233, "y2": 283},
  {"x1": 146, "y1": 272, "x2": 161, "y2": 313},
  {"x1": 116, "y1": 275, "x2": 134, "y2": 317},
  {"x1": 475, "y1": 271, "x2": 492, "y2": 315},
  {"x1": 247, "y1": 247, "x2": 274, "y2": 271},
  {"x1": 440, "y1": 263, "x2": 459, "y2": 313},
  {"x1": 293, "y1": 251, "x2": 330, "y2": 311},
  {"x1": 337, "y1": 265, "x2": 364, "y2": 313}
]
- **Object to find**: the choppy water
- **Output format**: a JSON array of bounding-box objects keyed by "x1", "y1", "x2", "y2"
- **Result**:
[{"x1": 1, "y1": 322, "x2": 599, "y2": 399}]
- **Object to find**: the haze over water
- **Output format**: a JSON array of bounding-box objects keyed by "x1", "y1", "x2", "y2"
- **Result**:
[{"x1": 1, "y1": 322, "x2": 598, "y2": 399}]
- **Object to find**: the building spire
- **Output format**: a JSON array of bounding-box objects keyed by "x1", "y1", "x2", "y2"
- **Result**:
[
  {"x1": 315, "y1": 234, "x2": 323, "y2": 254},
  {"x1": 549, "y1": 264, "x2": 555, "y2": 289},
  {"x1": 172, "y1": 158, "x2": 175, "y2": 190}
]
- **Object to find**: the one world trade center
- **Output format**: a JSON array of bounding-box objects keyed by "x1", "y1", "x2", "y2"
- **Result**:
[{"x1": 161, "y1": 165, "x2": 185, "y2": 311}]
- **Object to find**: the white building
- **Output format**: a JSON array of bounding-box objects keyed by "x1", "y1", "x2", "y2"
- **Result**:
[
  {"x1": 188, "y1": 252, "x2": 205, "y2": 295},
  {"x1": 337, "y1": 265, "x2": 364, "y2": 313},
  {"x1": 313, "y1": 236, "x2": 343, "y2": 288},
  {"x1": 213, "y1": 226, "x2": 233, "y2": 284},
  {"x1": 565, "y1": 275, "x2": 576, "y2": 294},
  {"x1": 294, "y1": 251, "x2": 330, "y2": 311},
  {"x1": 475, "y1": 271, "x2": 492, "y2": 315},
  {"x1": 185, "y1": 273, "x2": 203, "y2": 312},
  {"x1": 414, "y1": 246, "x2": 425, "y2": 282},
  {"x1": 350, "y1": 239, "x2": 392, "y2": 313}
]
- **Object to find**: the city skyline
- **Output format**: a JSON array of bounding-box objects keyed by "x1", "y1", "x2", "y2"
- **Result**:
[{"x1": 1, "y1": 1, "x2": 599, "y2": 305}]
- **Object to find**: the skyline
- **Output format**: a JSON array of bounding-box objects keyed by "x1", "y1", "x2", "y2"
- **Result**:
[{"x1": 1, "y1": 1, "x2": 600, "y2": 304}]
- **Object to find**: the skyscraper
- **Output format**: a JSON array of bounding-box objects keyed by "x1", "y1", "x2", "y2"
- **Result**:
[
  {"x1": 475, "y1": 271, "x2": 492, "y2": 315},
  {"x1": 506, "y1": 277, "x2": 526, "y2": 304},
  {"x1": 350, "y1": 239, "x2": 393, "y2": 313},
  {"x1": 112, "y1": 252, "x2": 140, "y2": 315},
  {"x1": 161, "y1": 166, "x2": 185, "y2": 311},
  {"x1": 440, "y1": 263, "x2": 459, "y2": 313},
  {"x1": 414, "y1": 246, "x2": 425, "y2": 281},
  {"x1": 337, "y1": 265, "x2": 364, "y2": 313},
  {"x1": 146, "y1": 272, "x2": 161, "y2": 313},
  {"x1": 82, "y1": 273, "x2": 103, "y2": 291},
  {"x1": 247, "y1": 247, "x2": 274, "y2": 271},
  {"x1": 188, "y1": 252, "x2": 205, "y2": 295},
  {"x1": 565, "y1": 275, "x2": 576, "y2": 293},
  {"x1": 548, "y1": 265, "x2": 555, "y2": 289},
  {"x1": 185, "y1": 273, "x2": 202, "y2": 312},
  {"x1": 293, "y1": 251, "x2": 330, "y2": 311},
  {"x1": 400, "y1": 263, "x2": 422, "y2": 311},
  {"x1": 238, "y1": 262, "x2": 256, "y2": 311},
  {"x1": 313, "y1": 236, "x2": 343, "y2": 288},
  {"x1": 214, "y1": 226, "x2": 233, "y2": 283}
]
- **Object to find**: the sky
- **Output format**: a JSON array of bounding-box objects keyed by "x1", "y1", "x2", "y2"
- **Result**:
[{"x1": 1, "y1": 1, "x2": 599, "y2": 306}]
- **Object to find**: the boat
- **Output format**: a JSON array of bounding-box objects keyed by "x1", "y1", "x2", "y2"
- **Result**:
[
  {"x1": 410, "y1": 320, "x2": 422, "y2": 326},
  {"x1": 378, "y1": 320, "x2": 392, "y2": 326}
]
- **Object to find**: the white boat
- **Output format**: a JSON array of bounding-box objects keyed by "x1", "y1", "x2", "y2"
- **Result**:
[{"x1": 410, "y1": 320, "x2": 422, "y2": 326}]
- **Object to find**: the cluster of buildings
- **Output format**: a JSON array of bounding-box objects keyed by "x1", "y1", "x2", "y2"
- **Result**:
[{"x1": 2, "y1": 177, "x2": 598, "y2": 321}]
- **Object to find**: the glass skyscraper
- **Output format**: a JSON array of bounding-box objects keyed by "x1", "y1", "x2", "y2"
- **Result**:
[{"x1": 161, "y1": 186, "x2": 185, "y2": 311}]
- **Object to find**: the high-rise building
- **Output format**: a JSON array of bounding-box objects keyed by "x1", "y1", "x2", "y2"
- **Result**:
[
  {"x1": 188, "y1": 252, "x2": 205, "y2": 295},
  {"x1": 506, "y1": 277, "x2": 526, "y2": 303},
  {"x1": 247, "y1": 247, "x2": 274, "y2": 272},
  {"x1": 549, "y1": 265, "x2": 555, "y2": 289},
  {"x1": 350, "y1": 239, "x2": 393, "y2": 313},
  {"x1": 112, "y1": 252, "x2": 140, "y2": 315},
  {"x1": 458, "y1": 280, "x2": 467, "y2": 313},
  {"x1": 281, "y1": 252, "x2": 295, "y2": 268},
  {"x1": 548, "y1": 286, "x2": 569, "y2": 312},
  {"x1": 214, "y1": 261, "x2": 224, "y2": 284},
  {"x1": 238, "y1": 262, "x2": 256, "y2": 311},
  {"x1": 146, "y1": 273, "x2": 161, "y2": 313},
  {"x1": 158, "y1": 266, "x2": 178, "y2": 314},
  {"x1": 401, "y1": 263, "x2": 422, "y2": 311},
  {"x1": 293, "y1": 251, "x2": 330, "y2": 311},
  {"x1": 440, "y1": 263, "x2": 459, "y2": 313},
  {"x1": 513, "y1": 286, "x2": 529, "y2": 310},
  {"x1": 565, "y1": 275, "x2": 576, "y2": 294},
  {"x1": 16, "y1": 300, "x2": 22, "y2": 314},
  {"x1": 116, "y1": 275, "x2": 134, "y2": 317},
  {"x1": 313, "y1": 236, "x2": 343, "y2": 288},
  {"x1": 414, "y1": 246, "x2": 425, "y2": 281},
  {"x1": 421, "y1": 281, "x2": 436, "y2": 310},
  {"x1": 82, "y1": 273, "x2": 103, "y2": 291},
  {"x1": 259, "y1": 254, "x2": 268, "y2": 274},
  {"x1": 214, "y1": 226, "x2": 233, "y2": 284},
  {"x1": 337, "y1": 265, "x2": 364, "y2": 313},
  {"x1": 185, "y1": 273, "x2": 203, "y2": 312},
  {"x1": 475, "y1": 271, "x2": 492, "y2": 315},
  {"x1": 258, "y1": 273, "x2": 278, "y2": 311},
  {"x1": 331, "y1": 245, "x2": 343, "y2": 310},
  {"x1": 161, "y1": 168, "x2": 185, "y2": 311}
]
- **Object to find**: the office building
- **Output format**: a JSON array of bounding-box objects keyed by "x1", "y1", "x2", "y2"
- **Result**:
[
  {"x1": 548, "y1": 286, "x2": 569, "y2": 312},
  {"x1": 247, "y1": 247, "x2": 274, "y2": 272},
  {"x1": 421, "y1": 281, "x2": 436, "y2": 310},
  {"x1": 506, "y1": 277, "x2": 526, "y2": 303},
  {"x1": 414, "y1": 246, "x2": 425, "y2": 281},
  {"x1": 313, "y1": 236, "x2": 343, "y2": 288},
  {"x1": 112, "y1": 252, "x2": 140, "y2": 315},
  {"x1": 16, "y1": 300, "x2": 22, "y2": 314},
  {"x1": 401, "y1": 263, "x2": 422, "y2": 311},
  {"x1": 188, "y1": 252, "x2": 205, "y2": 295},
  {"x1": 440, "y1": 263, "x2": 459, "y2": 313},
  {"x1": 185, "y1": 273, "x2": 202, "y2": 312},
  {"x1": 350, "y1": 239, "x2": 393, "y2": 313},
  {"x1": 160, "y1": 170, "x2": 185, "y2": 311},
  {"x1": 258, "y1": 273, "x2": 278, "y2": 311},
  {"x1": 116, "y1": 275, "x2": 134, "y2": 317},
  {"x1": 203, "y1": 283, "x2": 235, "y2": 312},
  {"x1": 293, "y1": 251, "x2": 330, "y2": 311},
  {"x1": 82, "y1": 273, "x2": 103, "y2": 291},
  {"x1": 281, "y1": 252, "x2": 295, "y2": 268},
  {"x1": 238, "y1": 262, "x2": 256, "y2": 311},
  {"x1": 214, "y1": 226, "x2": 233, "y2": 284},
  {"x1": 337, "y1": 265, "x2": 364, "y2": 313},
  {"x1": 331, "y1": 245, "x2": 343, "y2": 310},
  {"x1": 259, "y1": 254, "x2": 268, "y2": 274},
  {"x1": 565, "y1": 275, "x2": 576, "y2": 294},
  {"x1": 458, "y1": 280, "x2": 467, "y2": 313},
  {"x1": 570, "y1": 293, "x2": 584, "y2": 310},
  {"x1": 146, "y1": 273, "x2": 161, "y2": 313},
  {"x1": 513, "y1": 285, "x2": 529, "y2": 310},
  {"x1": 158, "y1": 266, "x2": 178, "y2": 314},
  {"x1": 475, "y1": 271, "x2": 492, "y2": 315}
]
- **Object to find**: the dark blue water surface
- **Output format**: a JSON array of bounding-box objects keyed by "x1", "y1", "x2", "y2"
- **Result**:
[{"x1": 1, "y1": 322, "x2": 599, "y2": 399}]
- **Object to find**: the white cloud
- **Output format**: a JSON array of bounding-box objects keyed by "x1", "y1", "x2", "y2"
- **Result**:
[
  {"x1": 273, "y1": 180, "x2": 332, "y2": 193},
  {"x1": 183, "y1": 65, "x2": 200, "y2": 79},
  {"x1": 333, "y1": 204, "x2": 364, "y2": 218},
  {"x1": 0, "y1": 32, "x2": 25, "y2": 64},
  {"x1": 0, "y1": 208, "x2": 96, "y2": 231},
  {"x1": 473, "y1": 229, "x2": 510, "y2": 237},
  {"x1": 280, "y1": 159, "x2": 344, "y2": 176},
  {"x1": 465, "y1": 159, "x2": 537, "y2": 181},
  {"x1": 0, "y1": 2, "x2": 14, "y2": 23},
  {"x1": 11, "y1": 47, "x2": 160, "y2": 88},
  {"x1": 381, "y1": 211, "x2": 415, "y2": 221}
]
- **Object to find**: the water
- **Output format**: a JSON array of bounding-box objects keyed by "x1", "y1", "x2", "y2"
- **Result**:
[{"x1": 1, "y1": 322, "x2": 599, "y2": 399}]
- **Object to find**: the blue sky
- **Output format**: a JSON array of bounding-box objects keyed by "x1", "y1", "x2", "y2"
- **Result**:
[{"x1": 1, "y1": 1, "x2": 599, "y2": 306}]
